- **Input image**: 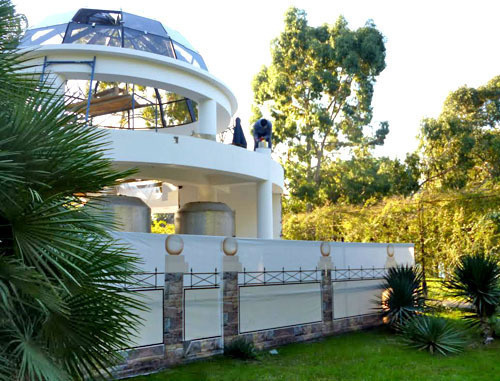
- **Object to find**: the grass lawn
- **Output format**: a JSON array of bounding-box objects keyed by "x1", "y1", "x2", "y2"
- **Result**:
[{"x1": 130, "y1": 319, "x2": 500, "y2": 381}]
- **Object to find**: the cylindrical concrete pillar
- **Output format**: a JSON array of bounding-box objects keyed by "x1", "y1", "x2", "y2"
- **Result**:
[
  {"x1": 197, "y1": 99, "x2": 217, "y2": 139},
  {"x1": 257, "y1": 180, "x2": 273, "y2": 239}
]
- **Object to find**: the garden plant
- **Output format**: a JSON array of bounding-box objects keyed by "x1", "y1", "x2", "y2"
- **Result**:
[
  {"x1": 0, "y1": 0, "x2": 142, "y2": 379},
  {"x1": 446, "y1": 252, "x2": 500, "y2": 343}
]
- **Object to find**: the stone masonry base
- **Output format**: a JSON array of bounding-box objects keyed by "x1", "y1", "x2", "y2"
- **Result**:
[{"x1": 114, "y1": 313, "x2": 383, "y2": 379}]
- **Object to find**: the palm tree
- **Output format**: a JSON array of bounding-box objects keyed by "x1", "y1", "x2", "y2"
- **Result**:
[
  {"x1": 0, "y1": 1, "x2": 143, "y2": 379},
  {"x1": 446, "y1": 252, "x2": 500, "y2": 344}
]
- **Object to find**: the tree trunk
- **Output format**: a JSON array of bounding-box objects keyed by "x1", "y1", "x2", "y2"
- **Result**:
[{"x1": 481, "y1": 315, "x2": 494, "y2": 344}]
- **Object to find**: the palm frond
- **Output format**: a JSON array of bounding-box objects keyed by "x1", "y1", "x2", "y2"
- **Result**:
[
  {"x1": 0, "y1": 0, "x2": 145, "y2": 377},
  {"x1": 380, "y1": 265, "x2": 425, "y2": 327},
  {"x1": 400, "y1": 315, "x2": 465, "y2": 355}
]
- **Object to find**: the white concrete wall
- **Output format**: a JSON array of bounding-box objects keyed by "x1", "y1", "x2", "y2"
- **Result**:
[
  {"x1": 184, "y1": 288, "x2": 221, "y2": 340},
  {"x1": 127, "y1": 290, "x2": 163, "y2": 347},
  {"x1": 239, "y1": 283, "x2": 321, "y2": 333},
  {"x1": 217, "y1": 183, "x2": 257, "y2": 238},
  {"x1": 112, "y1": 232, "x2": 414, "y2": 274},
  {"x1": 272, "y1": 193, "x2": 282, "y2": 239},
  {"x1": 333, "y1": 280, "x2": 383, "y2": 319},
  {"x1": 112, "y1": 232, "x2": 414, "y2": 347}
]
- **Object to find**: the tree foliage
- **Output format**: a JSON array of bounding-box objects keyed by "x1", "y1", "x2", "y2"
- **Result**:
[
  {"x1": 420, "y1": 76, "x2": 500, "y2": 190},
  {"x1": 252, "y1": 8, "x2": 389, "y2": 207},
  {"x1": 285, "y1": 152, "x2": 420, "y2": 212},
  {"x1": 283, "y1": 188, "x2": 500, "y2": 274},
  {"x1": 283, "y1": 74, "x2": 500, "y2": 275},
  {"x1": 0, "y1": 1, "x2": 142, "y2": 378}
]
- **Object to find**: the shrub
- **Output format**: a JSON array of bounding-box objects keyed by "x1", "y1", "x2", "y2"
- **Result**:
[
  {"x1": 151, "y1": 219, "x2": 175, "y2": 234},
  {"x1": 445, "y1": 252, "x2": 500, "y2": 343},
  {"x1": 381, "y1": 265, "x2": 425, "y2": 327},
  {"x1": 401, "y1": 315, "x2": 465, "y2": 355},
  {"x1": 224, "y1": 337, "x2": 257, "y2": 360}
]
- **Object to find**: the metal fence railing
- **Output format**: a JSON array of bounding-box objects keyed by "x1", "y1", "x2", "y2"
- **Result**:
[
  {"x1": 239, "y1": 268, "x2": 320, "y2": 286},
  {"x1": 120, "y1": 267, "x2": 388, "y2": 290},
  {"x1": 238, "y1": 267, "x2": 387, "y2": 286},
  {"x1": 332, "y1": 267, "x2": 386, "y2": 282},
  {"x1": 125, "y1": 268, "x2": 164, "y2": 291},
  {"x1": 185, "y1": 269, "x2": 219, "y2": 288}
]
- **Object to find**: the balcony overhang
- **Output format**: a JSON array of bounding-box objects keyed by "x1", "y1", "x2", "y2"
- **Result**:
[{"x1": 106, "y1": 129, "x2": 284, "y2": 192}]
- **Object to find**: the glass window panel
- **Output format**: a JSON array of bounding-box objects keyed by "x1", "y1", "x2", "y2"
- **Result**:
[
  {"x1": 164, "y1": 98, "x2": 193, "y2": 126},
  {"x1": 123, "y1": 28, "x2": 174, "y2": 58},
  {"x1": 63, "y1": 23, "x2": 122, "y2": 47},
  {"x1": 191, "y1": 51, "x2": 207, "y2": 71},
  {"x1": 122, "y1": 12, "x2": 167, "y2": 37},
  {"x1": 173, "y1": 41, "x2": 207, "y2": 70},
  {"x1": 19, "y1": 24, "x2": 66, "y2": 47},
  {"x1": 72, "y1": 9, "x2": 121, "y2": 26}
]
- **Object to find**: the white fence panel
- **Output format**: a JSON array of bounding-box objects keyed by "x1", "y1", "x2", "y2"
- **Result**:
[
  {"x1": 128, "y1": 290, "x2": 163, "y2": 347},
  {"x1": 239, "y1": 283, "x2": 321, "y2": 333},
  {"x1": 184, "y1": 288, "x2": 221, "y2": 340},
  {"x1": 333, "y1": 280, "x2": 382, "y2": 319}
]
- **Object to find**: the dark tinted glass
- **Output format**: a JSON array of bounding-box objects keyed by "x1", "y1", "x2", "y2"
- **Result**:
[
  {"x1": 123, "y1": 28, "x2": 174, "y2": 58},
  {"x1": 64, "y1": 22, "x2": 122, "y2": 47},
  {"x1": 72, "y1": 9, "x2": 121, "y2": 25},
  {"x1": 122, "y1": 12, "x2": 167, "y2": 37}
]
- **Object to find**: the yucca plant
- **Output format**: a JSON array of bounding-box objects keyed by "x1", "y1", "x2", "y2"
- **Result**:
[
  {"x1": 0, "y1": 0, "x2": 143, "y2": 379},
  {"x1": 445, "y1": 252, "x2": 500, "y2": 343},
  {"x1": 380, "y1": 265, "x2": 425, "y2": 327},
  {"x1": 224, "y1": 337, "x2": 257, "y2": 360},
  {"x1": 400, "y1": 315, "x2": 465, "y2": 355}
]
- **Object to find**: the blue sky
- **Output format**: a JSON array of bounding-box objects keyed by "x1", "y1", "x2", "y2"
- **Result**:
[{"x1": 15, "y1": 0, "x2": 500, "y2": 159}]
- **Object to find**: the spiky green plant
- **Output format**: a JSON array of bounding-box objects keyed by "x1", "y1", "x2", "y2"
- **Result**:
[
  {"x1": 224, "y1": 337, "x2": 257, "y2": 360},
  {"x1": 445, "y1": 252, "x2": 500, "y2": 343},
  {"x1": 0, "y1": 0, "x2": 143, "y2": 379},
  {"x1": 400, "y1": 315, "x2": 465, "y2": 355},
  {"x1": 380, "y1": 265, "x2": 425, "y2": 327}
]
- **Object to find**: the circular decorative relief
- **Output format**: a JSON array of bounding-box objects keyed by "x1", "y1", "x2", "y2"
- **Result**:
[
  {"x1": 165, "y1": 234, "x2": 184, "y2": 255},
  {"x1": 320, "y1": 242, "x2": 331, "y2": 257},
  {"x1": 386, "y1": 244, "x2": 395, "y2": 258},
  {"x1": 222, "y1": 237, "x2": 238, "y2": 256}
]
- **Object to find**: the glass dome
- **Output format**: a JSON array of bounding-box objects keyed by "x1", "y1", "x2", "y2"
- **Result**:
[{"x1": 19, "y1": 8, "x2": 208, "y2": 71}]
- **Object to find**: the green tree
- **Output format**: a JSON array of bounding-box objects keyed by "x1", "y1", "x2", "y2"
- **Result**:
[
  {"x1": 252, "y1": 8, "x2": 389, "y2": 207},
  {"x1": 322, "y1": 153, "x2": 420, "y2": 205},
  {"x1": 419, "y1": 76, "x2": 500, "y2": 190},
  {"x1": 0, "y1": 1, "x2": 142, "y2": 378},
  {"x1": 283, "y1": 189, "x2": 500, "y2": 275}
]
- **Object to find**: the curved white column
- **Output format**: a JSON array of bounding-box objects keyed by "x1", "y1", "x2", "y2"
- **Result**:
[
  {"x1": 257, "y1": 180, "x2": 273, "y2": 239},
  {"x1": 197, "y1": 99, "x2": 217, "y2": 138}
]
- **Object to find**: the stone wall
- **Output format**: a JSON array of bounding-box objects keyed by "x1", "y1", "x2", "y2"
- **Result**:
[
  {"x1": 114, "y1": 267, "x2": 383, "y2": 379},
  {"x1": 112, "y1": 238, "x2": 393, "y2": 379},
  {"x1": 115, "y1": 313, "x2": 382, "y2": 378}
]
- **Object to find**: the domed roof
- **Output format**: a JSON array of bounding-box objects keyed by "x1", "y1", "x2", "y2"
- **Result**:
[{"x1": 19, "y1": 8, "x2": 207, "y2": 71}]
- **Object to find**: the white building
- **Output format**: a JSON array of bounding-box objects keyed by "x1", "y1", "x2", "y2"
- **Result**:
[
  {"x1": 20, "y1": 8, "x2": 283, "y2": 239},
  {"x1": 19, "y1": 12, "x2": 415, "y2": 375}
]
